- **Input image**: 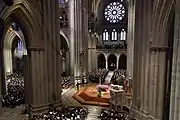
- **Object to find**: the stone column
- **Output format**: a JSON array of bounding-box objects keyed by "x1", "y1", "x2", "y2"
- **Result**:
[
  {"x1": 65, "y1": 51, "x2": 70, "y2": 76},
  {"x1": 88, "y1": 47, "x2": 92, "y2": 71},
  {"x1": 105, "y1": 56, "x2": 108, "y2": 69},
  {"x1": 127, "y1": 0, "x2": 135, "y2": 78},
  {"x1": 69, "y1": 0, "x2": 75, "y2": 77},
  {"x1": 169, "y1": 0, "x2": 180, "y2": 119},
  {"x1": 69, "y1": 0, "x2": 88, "y2": 84},
  {"x1": 116, "y1": 55, "x2": 119, "y2": 70},
  {"x1": 23, "y1": 55, "x2": 30, "y2": 105},
  {"x1": 28, "y1": 0, "x2": 62, "y2": 114},
  {"x1": 62, "y1": 58, "x2": 65, "y2": 73},
  {"x1": 82, "y1": 0, "x2": 88, "y2": 79}
]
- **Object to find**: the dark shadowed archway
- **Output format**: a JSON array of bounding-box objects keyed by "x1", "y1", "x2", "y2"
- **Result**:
[
  {"x1": 108, "y1": 54, "x2": 116, "y2": 71},
  {"x1": 60, "y1": 34, "x2": 69, "y2": 77},
  {"x1": 118, "y1": 54, "x2": 127, "y2": 70},
  {"x1": 97, "y1": 54, "x2": 106, "y2": 68},
  {"x1": 11, "y1": 36, "x2": 25, "y2": 73}
]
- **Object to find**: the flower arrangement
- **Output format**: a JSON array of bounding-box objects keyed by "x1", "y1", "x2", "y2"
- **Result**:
[{"x1": 97, "y1": 88, "x2": 102, "y2": 97}]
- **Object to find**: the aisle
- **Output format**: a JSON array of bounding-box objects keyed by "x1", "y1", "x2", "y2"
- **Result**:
[
  {"x1": 104, "y1": 71, "x2": 114, "y2": 84},
  {"x1": 86, "y1": 106, "x2": 102, "y2": 120},
  {"x1": 62, "y1": 84, "x2": 106, "y2": 120}
]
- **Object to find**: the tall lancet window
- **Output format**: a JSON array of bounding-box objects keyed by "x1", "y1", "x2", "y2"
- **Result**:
[
  {"x1": 112, "y1": 29, "x2": 117, "y2": 41},
  {"x1": 18, "y1": 40, "x2": 23, "y2": 51},
  {"x1": 15, "y1": 40, "x2": 24, "y2": 58},
  {"x1": 59, "y1": 0, "x2": 65, "y2": 4},
  {"x1": 120, "y1": 29, "x2": 126, "y2": 40},
  {"x1": 103, "y1": 29, "x2": 109, "y2": 41}
]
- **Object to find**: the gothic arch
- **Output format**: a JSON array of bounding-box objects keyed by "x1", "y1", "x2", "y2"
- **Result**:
[
  {"x1": 108, "y1": 54, "x2": 117, "y2": 71},
  {"x1": 1, "y1": 1, "x2": 42, "y2": 73},
  {"x1": 3, "y1": 26, "x2": 27, "y2": 73},
  {"x1": 118, "y1": 54, "x2": 127, "y2": 70},
  {"x1": 97, "y1": 53, "x2": 106, "y2": 68},
  {"x1": 0, "y1": 1, "x2": 42, "y2": 96},
  {"x1": 1, "y1": 0, "x2": 42, "y2": 46},
  {"x1": 94, "y1": 0, "x2": 101, "y2": 17},
  {"x1": 60, "y1": 29, "x2": 70, "y2": 49},
  {"x1": 152, "y1": 0, "x2": 174, "y2": 44},
  {"x1": 60, "y1": 33, "x2": 70, "y2": 76}
]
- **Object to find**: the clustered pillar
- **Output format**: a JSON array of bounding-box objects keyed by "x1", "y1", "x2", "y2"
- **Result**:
[
  {"x1": 169, "y1": 0, "x2": 180, "y2": 119},
  {"x1": 23, "y1": 0, "x2": 62, "y2": 114},
  {"x1": 129, "y1": 0, "x2": 176, "y2": 120},
  {"x1": 69, "y1": 0, "x2": 88, "y2": 84}
]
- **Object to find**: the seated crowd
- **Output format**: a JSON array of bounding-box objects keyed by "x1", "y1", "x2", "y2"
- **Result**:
[
  {"x1": 2, "y1": 73, "x2": 24, "y2": 108},
  {"x1": 31, "y1": 106, "x2": 88, "y2": 120},
  {"x1": 61, "y1": 76, "x2": 72, "y2": 89},
  {"x1": 2, "y1": 73, "x2": 73, "y2": 108},
  {"x1": 99, "y1": 108, "x2": 135, "y2": 120},
  {"x1": 111, "y1": 69, "x2": 127, "y2": 85},
  {"x1": 88, "y1": 68, "x2": 108, "y2": 83}
]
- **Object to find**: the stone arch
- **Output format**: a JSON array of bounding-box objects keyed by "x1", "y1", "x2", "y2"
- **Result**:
[
  {"x1": 97, "y1": 53, "x2": 106, "y2": 68},
  {"x1": 60, "y1": 34, "x2": 70, "y2": 76},
  {"x1": 1, "y1": 1, "x2": 42, "y2": 74},
  {"x1": 3, "y1": 26, "x2": 27, "y2": 73},
  {"x1": 0, "y1": 1, "x2": 42, "y2": 96},
  {"x1": 94, "y1": 0, "x2": 101, "y2": 17},
  {"x1": 152, "y1": 0, "x2": 174, "y2": 45},
  {"x1": 108, "y1": 54, "x2": 117, "y2": 71},
  {"x1": 118, "y1": 54, "x2": 127, "y2": 70},
  {"x1": 60, "y1": 29, "x2": 70, "y2": 49},
  {"x1": 1, "y1": 0, "x2": 42, "y2": 46}
]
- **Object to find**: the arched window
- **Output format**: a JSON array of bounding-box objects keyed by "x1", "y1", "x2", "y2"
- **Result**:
[
  {"x1": 112, "y1": 29, "x2": 117, "y2": 41},
  {"x1": 59, "y1": 0, "x2": 65, "y2": 4},
  {"x1": 18, "y1": 40, "x2": 23, "y2": 51},
  {"x1": 103, "y1": 29, "x2": 109, "y2": 41},
  {"x1": 120, "y1": 29, "x2": 126, "y2": 40}
]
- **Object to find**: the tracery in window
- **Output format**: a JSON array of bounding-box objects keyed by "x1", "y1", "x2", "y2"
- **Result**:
[
  {"x1": 111, "y1": 29, "x2": 117, "y2": 41},
  {"x1": 103, "y1": 29, "x2": 109, "y2": 41},
  {"x1": 120, "y1": 29, "x2": 126, "y2": 40},
  {"x1": 104, "y1": 2, "x2": 126, "y2": 23}
]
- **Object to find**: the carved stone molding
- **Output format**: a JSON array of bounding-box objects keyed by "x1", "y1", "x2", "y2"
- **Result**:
[
  {"x1": 150, "y1": 46, "x2": 171, "y2": 52},
  {"x1": 27, "y1": 47, "x2": 44, "y2": 51}
]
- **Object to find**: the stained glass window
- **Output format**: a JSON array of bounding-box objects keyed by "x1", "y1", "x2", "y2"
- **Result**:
[
  {"x1": 18, "y1": 40, "x2": 23, "y2": 51},
  {"x1": 59, "y1": 0, "x2": 65, "y2": 4},
  {"x1": 103, "y1": 29, "x2": 109, "y2": 41},
  {"x1": 104, "y1": 2, "x2": 125, "y2": 23},
  {"x1": 112, "y1": 29, "x2": 117, "y2": 40},
  {"x1": 120, "y1": 29, "x2": 126, "y2": 40}
]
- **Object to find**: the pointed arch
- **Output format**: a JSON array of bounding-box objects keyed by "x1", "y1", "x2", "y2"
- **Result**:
[
  {"x1": 60, "y1": 29, "x2": 70, "y2": 49},
  {"x1": 3, "y1": 25, "x2": 27, "y2": 73},
  {"x1": 112, "y1": 29, "x2": 117, "y2": 41},
  {"x1": 120, "y1": 28, "x2": 126, "y2": 40},
  {"x1": 97, "y1": 53, "x2": 106, "y2": 68},
  {"x1": 108, "y1": 54, "x2": 117, "y2": 71},
  {"x1": 118, "y1": 54, "x2": 127, "y2": 70},
  {"x1": 1, "y1": 0, "x2": 42, "y2": 46}
]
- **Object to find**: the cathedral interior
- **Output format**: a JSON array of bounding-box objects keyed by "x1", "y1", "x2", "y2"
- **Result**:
[{"x1": 0, "y1": 0, "x2": 179, "y2": 120}]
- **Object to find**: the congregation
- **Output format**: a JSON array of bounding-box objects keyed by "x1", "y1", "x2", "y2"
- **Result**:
[
  {"x1": 88, "y1": 68, "x2": 108, "y2": 83},
  {"x1": 1, "y1": 73, "x2": 73, "y2": 108},
  {"x1": 99, "y1": 107, "x2": 135, "y2": 120},
  {"x1": 2, "y1": 73, "x2": 24, "y2": 108},
  {"x1": 111, "y1": 69, "x2": 127, "y2": 85},
  {"x1": 31, "y1": 106, "x2": 88, "y2": 120}
]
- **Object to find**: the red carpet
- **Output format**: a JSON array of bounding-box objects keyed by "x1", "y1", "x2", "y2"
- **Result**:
[{"x1": 73, "y1": 85, "x2": 110, "y2": 107}]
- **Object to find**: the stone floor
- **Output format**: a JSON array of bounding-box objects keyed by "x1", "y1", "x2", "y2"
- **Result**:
[
  {"x1": 0, "y1": 83, "x2": 107, "y2": 120},
  {"x1": 62, "y1": 84, "x2": 107, "y2": 120}
]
